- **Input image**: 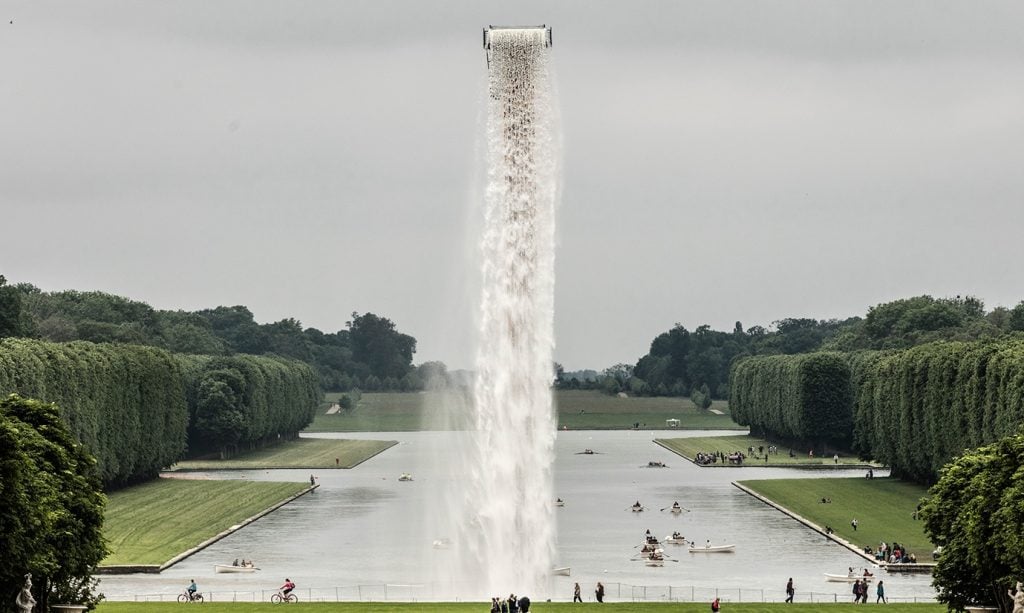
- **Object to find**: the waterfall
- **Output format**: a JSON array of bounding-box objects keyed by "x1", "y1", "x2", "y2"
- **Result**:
[{"x1": 456, "y1": 26, "x2": 560, "y2": 597}]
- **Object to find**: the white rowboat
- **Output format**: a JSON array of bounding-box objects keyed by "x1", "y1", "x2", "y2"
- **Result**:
[
  {"x1": 824, "y1": 573, "x2": 875, "y2": 582},
  {"x1": 214, "y1": 564, "x2": 258, "y2": 573},
  {"x1": 551, "y1": 567, "x2": 571, "y2": 576},
  {"x1": 688, "y1": 544, "x2": 735, "y2": 553},
  {"x1": 664, "y1": 536, "x2": 688, "y2": 545}
]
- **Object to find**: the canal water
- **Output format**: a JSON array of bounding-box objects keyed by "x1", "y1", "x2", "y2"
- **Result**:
[{"x1": 99, "y1": 429, "x2": 936, "y2": 603}]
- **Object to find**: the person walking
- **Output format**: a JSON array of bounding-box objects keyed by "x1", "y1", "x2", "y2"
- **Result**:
[
  {"x1": 851, "y1": 518, "x2": 858, "y2": 531},
  {"x1": 876, "y1": 580, "x2": 886, "y2": 604},
  {"x1": 595, "y1": 582, "x2": 605, "y2": 603},
  {"x1": 573, "y1": 582, "x2": 582, "y2": 603},
  {"x1": 785, "y1": 578, "x2": 794, "y2": 603},
  {"x1": 711, "y1": 596, "x2": 721, "y2": 612}
]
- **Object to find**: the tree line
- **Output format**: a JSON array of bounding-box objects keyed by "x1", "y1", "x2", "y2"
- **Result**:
[
  {"x1": 589, "y1": 294, "x2": 1024, "y2": 401},
  {"x1": 0, "y1": 276, "x2": 420, "y2": 392},
  {"x1": 0, "y1": 338, "x2": 319, "y2": 487}
]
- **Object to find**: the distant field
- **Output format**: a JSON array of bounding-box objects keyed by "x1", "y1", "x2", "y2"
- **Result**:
[
  {"x1": 94, "y1": 602, "x2": 944, "y2": 612},
  {"x1": 171, "y1": 438, "x2": 397, "y2": 470},
  {"x1": 658, "y1": 435, "x2": 876, "y2": 468},
  {"x1": 103, "y1": 479, "x2": 309, "y2": 566},
  {"x1": 307, "y1": 390, "x2": 742, "y2": 432},
  {"x1": 737, "y1": 477, "x2": 934, "y2": 559}
]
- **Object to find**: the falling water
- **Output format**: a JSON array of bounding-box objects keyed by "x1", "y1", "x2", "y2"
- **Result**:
[{"x1": 454, "y1": 26, "x2": 560, "y2": 596}]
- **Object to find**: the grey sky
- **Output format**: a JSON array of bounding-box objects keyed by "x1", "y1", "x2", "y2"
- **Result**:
[{"x1": 3, "y1": 1, "x2": 1023, "y2": 370}]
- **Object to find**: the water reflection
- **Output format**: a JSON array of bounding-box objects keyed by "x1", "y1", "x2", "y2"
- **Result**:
[{"x1": 99, "y1": 430, "x2": 935, "y2": 603}]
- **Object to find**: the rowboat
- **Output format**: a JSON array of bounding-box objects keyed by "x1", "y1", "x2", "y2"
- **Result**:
[
  {"x1": 645, "y1": 559, "x2": 665, "y2": 567},
  {"x1": 692, "y1": 544, "x2": 733, "y2": 552},
  {"x1": 555, "y1": 499, "x2": 565, "y2": 507},
  {"x1": 214, "y1": 564, "x2": 258, "y2": 573},
  {"x1": 669, "y1": 507, "x2": 683, "y2": 514},
  {"x1": 631, "y1": 506, "x2": 645, "y2": 512},
  {"x1": 664, "y1": 535, "x2": 688, "y2": 545},
  {"x1": 432, "y1": 538, "x2": 452, "y2": 549},
  {"x1": 398, "y1": 473, "x2": 413, "y2": 482},
  {"x1": 551, "y1": 567, "x2": 571, "y2": 576},
  {"x1": 824, "y1": 573, "x2": 875, "y2": 582}
]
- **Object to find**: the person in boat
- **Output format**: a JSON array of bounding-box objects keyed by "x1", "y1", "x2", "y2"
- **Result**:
[
  {"x1": 634, "y1": 500, "x2": 642, "y2": 508},
  {"x1": 705, "y1": 539, "x2": 712, "y2": 549},
  {"x1": 672, "y1": 501, "x2": 681, "y2": 510},
  {"x1": 556, "y1": 498, "x2": 563, "y2": 503},
  {"x1": 672, "y1": 531, "x2": 683, "y2": 540},
  {"x1": 233, "y1": 558, "x2": 239, "y2": 566},
  {"x1": 280, "y1": 578, "x2": 295, "y2": 597},
  {"x1": 187, "y1": 579, "x2": 198, "y2": 601},
  {"x1": 863, "y1": 568, "x2": 873, "y2": 577},
  {"x1": 847, "y1": 567, "x2": 855, "y2": 578}
]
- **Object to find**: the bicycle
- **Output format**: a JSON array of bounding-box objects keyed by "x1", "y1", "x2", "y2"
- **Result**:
[
  {"x1": 270, "y1": 591, "x2": 298, "y2": 603},
  {"x1": 177, "y1": 591, "x2": 204, "y2": 603}
]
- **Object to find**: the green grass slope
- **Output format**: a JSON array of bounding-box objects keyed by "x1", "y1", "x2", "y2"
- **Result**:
[
  {"x1": 103, "y1": 478, "x2": 309, "y2": 566},
  {"x1": 172, "y1": 438, "x2": 397, "y2": 470}
]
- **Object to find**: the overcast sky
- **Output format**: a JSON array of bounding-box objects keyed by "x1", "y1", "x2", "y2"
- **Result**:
[{"x1": 2, "y1": 1, "x2": 1023, "y2": 370}]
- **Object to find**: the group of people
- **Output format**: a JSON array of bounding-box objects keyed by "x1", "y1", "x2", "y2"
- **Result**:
[
  {"x1": 851, "y1": 578, "x2": 885, "y2": 603},
  {"x1": 488, "y1": 593, "x2": 530, "y2": 612},
  {"x1": 872, "y1": 540, "x2": 917, "y2": 564},
  {"x1": 232, "y1": 558, "x2": 255, "y2": 567}
]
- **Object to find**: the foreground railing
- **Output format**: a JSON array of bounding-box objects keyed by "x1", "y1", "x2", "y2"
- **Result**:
[{"x1": 125, "y1": 581, "x2": 938, "y2": 604}]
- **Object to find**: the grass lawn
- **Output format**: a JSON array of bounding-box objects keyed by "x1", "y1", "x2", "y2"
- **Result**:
[
  {"x1": 171, "y1": 438, "x2": 397, "y2": 470},
  {"x1": 308, "y1": 391, "x2": 742, "y2": 432},
  {"x1": 103, "y1": 478, "x2": 309, "y2": 566},
  {"x1": 658, "y1": 435, "x2": 877, "y2": 468},
  {"x1": 737, "y1": 477, "x2": 933, "y2": 559},
  {"x1": 94, "y1": 603, "x2": 944, "y2": 612}
]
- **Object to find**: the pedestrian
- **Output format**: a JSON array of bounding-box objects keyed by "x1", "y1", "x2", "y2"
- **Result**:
[
  {"x1": 595, "y1": 582, "x2": 604, "y2": 603},
  {"x1": 852, "y1": 579, "x2": 861, "y2": 602},
  {"x1": 517, "y1": 595, "x2": 530, "y2": 613},
  {"x1": 508, "y1": 593, "x2": 518, "y2": 613},
  {"x1": 833, "y1": 454, "x2": 839, "y2": 464},
  {"x1": 711, "y1": 596, "x2": 721, "y2": 612},
  {"x1": 573, "y1": 582, "x2": 582, "y2": 603},
  {"x1": 876, "y1": 580, "x2": 886, "y2": 603},
  {"x1": 785, "y1": 578, "x2": 794, "y2": 603},
  {"x1": 310, "y1": 474, "x2": 316, "y2": 486},
  {"x1": 851, "y1": 518, "x2": 858, "y2": 531}
]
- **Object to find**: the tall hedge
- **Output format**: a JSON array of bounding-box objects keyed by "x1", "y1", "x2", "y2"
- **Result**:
[
  {"x1": 729, "y1": 352, "x2": 853, "y2": 449},
  {"x1": 0, "y1": 338, "x2": 188, "y2": 487},
  {"x1": 850, "y1": 339, "x2": 1024, "y2": 483},
  {"x1": 177, "y1": 354, "x2": 320, "y2": 456},
  {"x1": 0, "y1": 339, "x2": 322, "y2": 485}
]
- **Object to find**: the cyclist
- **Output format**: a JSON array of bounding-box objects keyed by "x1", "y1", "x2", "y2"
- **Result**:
[
  {"x1": 186, "y1": 579, "x2": 198, "y2": 601},
  {"x1": 280, "y1": 578, "x2": 295, "y2": 598}
]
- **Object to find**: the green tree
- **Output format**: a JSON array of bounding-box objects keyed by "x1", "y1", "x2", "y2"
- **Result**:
[
  {"x1": 348, "y1": 312, "x2": 416, "y2": 380},
  {"x1": 922, "y1": 432, "x2": 1024, "y2": 611},
  {"x1": 0, "y1": 394, "x2": 107, "y2": 611},
  {"x1": 0, "y1": 275, "x2": 28, "y2": 338}
]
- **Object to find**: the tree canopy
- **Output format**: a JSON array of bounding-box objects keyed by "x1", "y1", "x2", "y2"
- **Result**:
[
  {"x1": 8, "y1": 283, "x2": 420, "y2": 391},
  {"x1": 923, "y1": 431, "x2": 1024, "y2": 611},
  {"x1": 0, "y1": 394, "x2": 107, "y2": 611}
]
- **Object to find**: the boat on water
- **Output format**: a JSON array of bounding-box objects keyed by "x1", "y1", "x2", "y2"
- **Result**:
[
  {"x1": 688, "y1": 544, "x2": 735, "y2": 553},
  {"x1": 555, "y1": 499, "x2": 565, "y2": 507},
  {"x1": 398, "y1": 473, "x2": 413, "y2": 481},
  {"x1": 432, "y1": 538, "x2": 452, "y2": 549},
  {"x1": 646, "y1": 461, "x2": 667, "y2": 468},
  {"x1": 215, "y1": 564, "x2": 259, "y2": 573},
  {"x1": 669, "y1": 507, "x2": 683, "y2": 514},
  {"x1": 824, "y1": 573, "x2": 875, "y2": 582},
  {"x1": 644, "y1": 558, "x2": 665, "y2": 567},
  {"x1": 551, "y1": 567, "x2": 571, "y2": 576},
  {"x1": 664, "y1": 535, "x2": 687, "y2": 545}
]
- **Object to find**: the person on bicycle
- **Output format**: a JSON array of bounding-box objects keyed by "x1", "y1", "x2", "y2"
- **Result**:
[
  {"x1": 187, "y1": 580, "x2": 198, "y2": 600},
  {"x1": 280, "y1": 578, "x2": 295, "y2": 597}
]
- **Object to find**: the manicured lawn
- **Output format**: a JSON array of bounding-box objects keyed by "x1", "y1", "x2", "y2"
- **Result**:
[
  {"x1": 658, "y1": 435, "x2": 877, "y2": 468},
  {"x1": 94, "y1": 603, "x2": 944, "y2": 612},
  {"x1": 171, "y1": 438, "x2": 397, "y2": 470},
  {"x1": 556, "y1": 391, "x2": 741, "y2": 430},
  {"x1": 103, "y1": 478, "x2": 309, "y2": 566},
  {"x1": 308, "y1": 391, "x2": 742, "y2": 432},
  {"x1": 737, "y1": 477, "x2": 934, "y2": 559}
]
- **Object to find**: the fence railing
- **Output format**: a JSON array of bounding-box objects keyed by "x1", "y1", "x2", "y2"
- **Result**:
[{"x1": 126, "y1": 581, "x2": 938, "y2": 605}]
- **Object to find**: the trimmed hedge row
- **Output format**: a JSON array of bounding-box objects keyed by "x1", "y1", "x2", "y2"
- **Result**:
[
  {"x1": 850, "y1": 339, "x2": 1024, "y2": 483},
  {"x1": 731, "y1": 339, "x2": 1024, "y2": 483},
  {"x1": 178, "y1": 354, "x2": 320, "y2": 455},
  {"x1": 0, "y1": 339, "x2": 321, "y2": 486},
  {"x1": 729, "y1": 352, "x2": 853, "y2": 449},
  {"x1": 0, "y1": 338, "x2": 188, "y2": 486}
]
